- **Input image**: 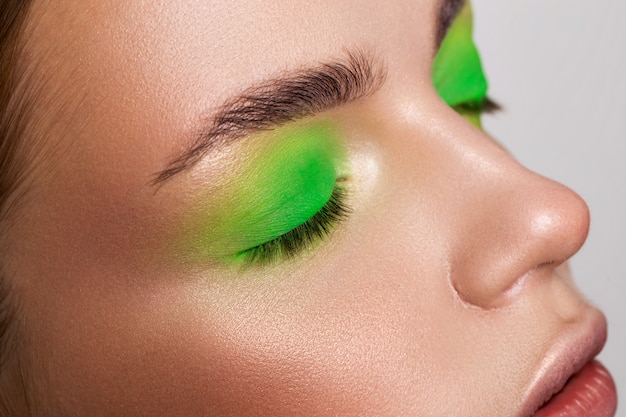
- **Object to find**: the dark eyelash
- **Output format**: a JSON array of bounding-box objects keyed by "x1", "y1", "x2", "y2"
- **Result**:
[
  {"x1": 237, "y1": 185, "x2": 350, "y2": 266},
  {"x1": 454, "y1": 97, "x2": 502, "y2": 114}
]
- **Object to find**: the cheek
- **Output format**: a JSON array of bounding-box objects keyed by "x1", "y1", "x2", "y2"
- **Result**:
[
  {"x1": 27, "y1": 186, "x2": 555, "y2": 417},
  {"x1": 31, "y1": 253, "x2": 453, "y2": 416}
]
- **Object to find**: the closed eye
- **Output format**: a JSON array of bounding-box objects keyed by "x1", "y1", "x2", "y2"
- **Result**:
[{"x1": 235, "y1": 184, "x2": 350, "y2": 266}]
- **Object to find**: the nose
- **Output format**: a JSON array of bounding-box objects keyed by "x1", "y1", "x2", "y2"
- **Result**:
[{"x1": 445, "y1": 147, "x2": 590, "y2": 309}]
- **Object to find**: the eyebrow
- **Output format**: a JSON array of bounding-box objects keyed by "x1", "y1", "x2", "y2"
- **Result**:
[
  {"x1": 152, "y1": 50, "x2": 386, "y2": 185},
  {"x1": 436, "y1": 0, "x2": 466, "y2": 47},
  {"x1": 153, "y1": 1, "x2": 465, "y2": 185}
]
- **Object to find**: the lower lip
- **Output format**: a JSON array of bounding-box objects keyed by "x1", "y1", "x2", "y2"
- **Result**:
[{"x1": 533, "y1": 361, "x2": 617, "y2": 417}]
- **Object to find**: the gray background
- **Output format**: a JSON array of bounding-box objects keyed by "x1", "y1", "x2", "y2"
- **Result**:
[{"x1": 472, "y1": 0, "x2": 625, "y2": 411}]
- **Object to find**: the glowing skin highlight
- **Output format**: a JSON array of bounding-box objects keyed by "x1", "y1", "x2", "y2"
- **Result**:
[
  {"x1": 432, "y1": 1, "x2": 489, "y2": 127},
  {"x1": 187, "y1": 121, "x2": 347, "y2": 262}
]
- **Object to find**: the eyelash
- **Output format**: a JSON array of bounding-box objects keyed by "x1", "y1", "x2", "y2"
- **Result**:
[
  {"x1": 454, "y1": 97, "x2": 502, "y2": 114},
  {"x1": 237, "y1": 184, "x2": 350, "y2": 266}
]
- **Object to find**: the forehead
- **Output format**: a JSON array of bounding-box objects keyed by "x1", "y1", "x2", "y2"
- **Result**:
[
  {"x1": 22, "y1": 0, "x2": 442, "y2": 188},
  {"x1": 28, "y1": 0, "x2": 440, "y2": 93}
]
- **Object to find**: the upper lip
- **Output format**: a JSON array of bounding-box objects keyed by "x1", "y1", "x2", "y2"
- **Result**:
[{"x1": 517, "y1": 308, "x2": 608, "y2": 417}]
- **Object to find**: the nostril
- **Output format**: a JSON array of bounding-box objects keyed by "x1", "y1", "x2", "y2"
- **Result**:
[
  {"x1": 447, "y1": 178, "x2": 591, "y2": 310},
  {"x1": 536, "y1": 260, "x2": 557, "y2": 269}
]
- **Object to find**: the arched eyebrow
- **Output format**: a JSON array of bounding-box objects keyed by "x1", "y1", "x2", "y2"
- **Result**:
[
  {"x1": 152, "y1": 50, "x2": 386, "y2": 185},
  {"x1": 153, "y1": 0, "x2": 464, "y2": 185}
]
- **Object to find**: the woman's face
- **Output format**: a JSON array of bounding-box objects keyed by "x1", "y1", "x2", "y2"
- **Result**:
[{"x1": 8, "y1": 0, "x2": 615, "y2": 416}]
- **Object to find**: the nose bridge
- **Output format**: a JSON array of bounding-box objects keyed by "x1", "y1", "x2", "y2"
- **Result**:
[
  {"x1": 375, "y1": 88, "x2": 591, "y2": 309},
  {"x1": 446, "y1": 150, "x2": 591, "y2": 309}
]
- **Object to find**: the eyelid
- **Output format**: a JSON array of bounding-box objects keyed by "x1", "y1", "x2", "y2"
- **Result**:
[
  {"x1": 236, "y1": 184, "x2": 350, "y2": 266},
  {"x1": 181, "y1": 120, "x2": 350, "y2": 264},
  {"x1": 431, "y1": 1, "x2": 489, "y2": 108}
]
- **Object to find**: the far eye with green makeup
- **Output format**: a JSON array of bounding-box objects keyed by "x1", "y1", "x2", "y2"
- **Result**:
[
  {"x1": 432, "y1": 1, "x2": 498, "y2": 127},
  {"x1": 185, "y1": 121, "x2": 349, "y2": 266}
]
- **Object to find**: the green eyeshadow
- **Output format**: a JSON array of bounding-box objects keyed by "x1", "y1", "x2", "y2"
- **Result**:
[
  {"x1": 186, "y1": 121, "x2": 347, "y2": 262},
  {"x1": 432, "y1": 1, "x2": 489, "y2": 124}
]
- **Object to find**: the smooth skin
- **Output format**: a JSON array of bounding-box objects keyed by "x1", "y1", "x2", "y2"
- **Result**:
[{"x1": 6, "y1": 0, "x2": 598, "y2": 416}]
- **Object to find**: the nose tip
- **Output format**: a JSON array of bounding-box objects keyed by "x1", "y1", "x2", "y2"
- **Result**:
[
  {"x1": 450, "y1": 175, "x2": 590, "y2": 309},
  {"x1": 526, "y1": 180, "x2": 590, "y2": 265}
]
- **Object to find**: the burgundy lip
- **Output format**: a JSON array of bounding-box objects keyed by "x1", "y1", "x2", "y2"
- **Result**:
[{"x1": 518, "y1": 309, "x2": 609, "y2": 417}]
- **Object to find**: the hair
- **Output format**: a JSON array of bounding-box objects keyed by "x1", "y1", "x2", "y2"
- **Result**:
[{"x1": 1, "y1": 0, "x2": 36, "y2": 415}]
